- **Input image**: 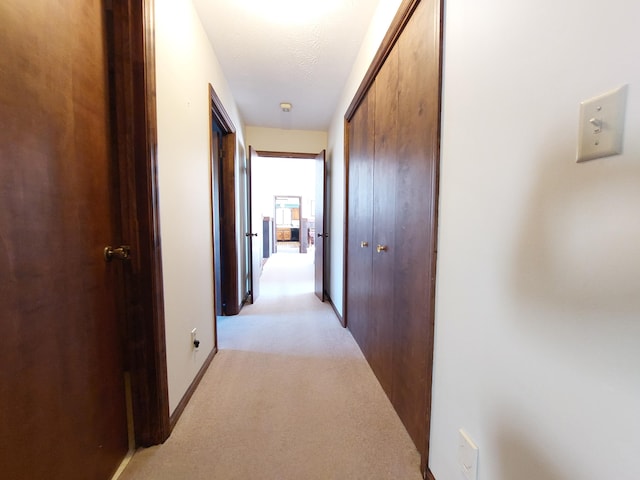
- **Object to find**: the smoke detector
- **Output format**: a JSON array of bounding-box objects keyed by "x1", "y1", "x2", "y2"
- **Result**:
[{"x1": 280, "y1": 102, "x2": 292, "y2": 112}]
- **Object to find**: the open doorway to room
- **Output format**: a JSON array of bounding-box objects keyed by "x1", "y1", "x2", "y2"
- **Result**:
[
  {"x1": 274, "y1": 195, "x2": 305, "y2": 254},
  {"x1": 253, "y1": 156, "x2": 315, "y2": 261},
  {"x1": 248, "y1": 150, "x2": 326, "y2": 302}
]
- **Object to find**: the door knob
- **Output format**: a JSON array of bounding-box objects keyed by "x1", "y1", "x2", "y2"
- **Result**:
[
  {"x1": 245, "y1": 233, "x2": 258, "y2": 237},
  {"x1": 360, "y1": 241, "x2": 369, "y2": 248},
  {"x1": 317, "y1": 233, "x2": 323, "y2": 237},
  {"x1": 376, "y1": 244, "x2": 388, "y2": 253},
  {"x1": 104, "y1": 245, "x2": 131, "y2": 262}
]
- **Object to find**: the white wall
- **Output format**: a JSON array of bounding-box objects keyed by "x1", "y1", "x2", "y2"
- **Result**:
[
  {"x1": 252, "y1": 157, "x2": 316, "y2": 221},
  {"x1": 430, "y1": 1, "x2": 640, "y2": 479},
  {"x1": 155, "y1": 0, "x2": 244, "y2": 413},
  {"x1": 245, "y1": 126, "x2": 327, "y2": 153},
  {"x1": 326, "y1": 0, "x2": 404, "y2": 315}
]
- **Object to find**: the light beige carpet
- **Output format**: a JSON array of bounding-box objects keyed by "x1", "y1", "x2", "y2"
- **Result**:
[{"x1": 119, "y1": 251, "x2": 422, "y2": 480}]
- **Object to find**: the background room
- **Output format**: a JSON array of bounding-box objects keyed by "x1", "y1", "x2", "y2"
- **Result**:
[{"x1": 252, "y1": 155, "x2": 317, "y2": 257}]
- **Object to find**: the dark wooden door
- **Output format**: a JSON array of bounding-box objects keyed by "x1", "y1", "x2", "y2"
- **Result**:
[
  {"x1": 390, "y1": 0, "x2": 440, "y2": 460},
  {"x1": 314, "y1": 150, "x2": 327, "y2": 301},
  {"x1": 0, "y1": 2, "x2": 129, "y2": 479},
  {"x1": 346, "y1": 85, "x2": 376, "y2": 353},
  {"x1": 248, "y1": 147, "x2": 261, "y2": 303},
  {"x1": 370, "y1": 48, "x2": 399, "y2": 395}
]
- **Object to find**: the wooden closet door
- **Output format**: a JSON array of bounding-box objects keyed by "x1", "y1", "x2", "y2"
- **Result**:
[
  {"x1": 346, "y1": 85, "x2": 375, "y2": 359},
  {"x1": 370, "y1": 47, "x2": 399, "y2": 395},
  {"x1": 391, "y1": 0, "x2": 440, "y2": 459},
  {"x1": 344, "y1": 0, "x2": 442, "y2": 473}
]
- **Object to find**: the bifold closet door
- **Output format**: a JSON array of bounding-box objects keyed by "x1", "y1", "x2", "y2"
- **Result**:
[
  {"x1": 345, "y1": 0, "x2": 441, "y2": 471},
  {"x1": 369, "y1": 47, "x2": 399, "y2": 395},
  {"x1": 389, "y1": 0, "x2": 440, "y2": 458},
  {"x1": 346, "y1": 85, "x2": 375, "y2": 360}
]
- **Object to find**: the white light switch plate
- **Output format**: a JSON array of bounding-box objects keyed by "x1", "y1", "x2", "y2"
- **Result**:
[
  {"x1": 577, "y1": 85, "x2": 627, "y2": 163},
  {"x1": 458, "y1": 429, "x2": 479, "y2": 480}
]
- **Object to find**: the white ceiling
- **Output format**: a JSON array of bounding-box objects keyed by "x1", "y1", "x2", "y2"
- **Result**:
[{"x1": 191, "y1": 0, "x2": 381, "y2": 131}]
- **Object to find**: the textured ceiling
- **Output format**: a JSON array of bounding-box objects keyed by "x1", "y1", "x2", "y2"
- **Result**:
[{"x1": 192, "y1": 0, "x2": 381, "y2": 131}]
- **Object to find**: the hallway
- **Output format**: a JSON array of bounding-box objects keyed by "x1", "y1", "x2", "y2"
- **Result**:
[{"x1": 119, "y1": 252, "x2": 423, "y2": 480}]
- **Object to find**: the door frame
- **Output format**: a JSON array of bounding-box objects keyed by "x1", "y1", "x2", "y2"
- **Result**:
[
  {"x1": 249, "y1": 150, "x2": 320, "y2": 251},
  {"x1": 208, "y1": 84, "x2": 240, "y2": 317},
  {"x1": 107, "y1": 0, "x2": 170, "y2": 446},
  {"x1": 274, "y1": 195, "x2": 303, "y2": 253},
  {"x1": 211, "y1": 123, "x2": 225, "y2": 317},
  {"x1": 251, "y1": 150, "x2": 325, "y2": 276}
]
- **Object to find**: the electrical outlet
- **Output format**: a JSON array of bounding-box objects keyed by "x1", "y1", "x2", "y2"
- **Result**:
[
  {"x1": 458, "y1": 429, "x2": 479, "y2": 480},
  {"x1": 190, "y1": 328, "x2": 199, "y2": 349}
]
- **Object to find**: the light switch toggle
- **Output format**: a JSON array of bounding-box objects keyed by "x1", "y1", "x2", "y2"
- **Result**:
[{"x1": 589, "y1": 117, "x2": 602, "y2": 133}]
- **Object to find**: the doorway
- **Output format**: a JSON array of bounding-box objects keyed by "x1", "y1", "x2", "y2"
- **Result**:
[
  {"x1": 248, "y1": 150, "x2": 326, "y2": 303},
  {"x1": 274, "y1": 195, "x2": 303, "y2": 253},
  {"x1": 208, "y1": 84, "x2": 240, "y2": 317}
]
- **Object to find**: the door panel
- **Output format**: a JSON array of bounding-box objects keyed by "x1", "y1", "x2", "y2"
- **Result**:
[
  {"x1": 0, "y1": 2, "x2": 128, "y2": 479},
  {"x1": 392, "y1": 0, "x2": 440, "y2": 457},
  {"x1": 371, "y1": 48, "x2": 399, "y2": 396},
  {"x1": 314, "y1": 150, "x2": 327, "y2": 301},
  {"x1": 346, "y1": 85, "x2": 375, "y2": 359},
  {"x1": 249, "y1": 147, "x2": 262, "y2": 303}
]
